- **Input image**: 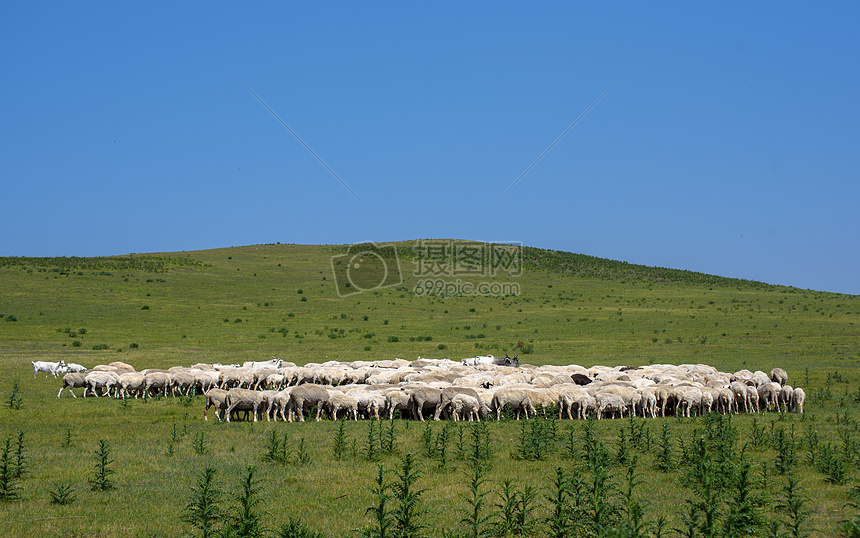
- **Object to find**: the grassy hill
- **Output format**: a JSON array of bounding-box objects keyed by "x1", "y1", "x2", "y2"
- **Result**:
[
  {"x1": 1, "y1": 240, "x2": 857, "y2": 373},
  {"x1": 1, "y1": 241, "x2": 860, "y2": 537}
]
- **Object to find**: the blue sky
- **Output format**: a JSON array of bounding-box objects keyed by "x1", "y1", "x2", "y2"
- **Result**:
[{"x1": 2, "y1": 2, "x2": 858, "y2": 294}]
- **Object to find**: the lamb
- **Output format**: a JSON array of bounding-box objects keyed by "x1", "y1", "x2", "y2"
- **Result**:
[
  {"x1": 745, "y1": 385, "x2": 760, "y2": 413},
  {"x1": 57, "y1": 372, "x2": 88, "y2": 398},
  {"x1": 171, "y1": 372, "x2": 197, "y2": 396},
  {"x1": 252, "y1": 368, "x2": 279, "y2": 390},
  {"x1": 450, "y1": 393, "x2": 485, "y2": 421},
  {"x1": 343, "y1": 388, "x2": 386, "y2": 420},
  {"x1": 717, "y1": 388, "x2": 735, "y2": 414},
  {"x1": 639, "y1": 387, "x2": 658, "y2": 418},
  {"x1": 597, "y1": 385, "x2": 641, "y2": 417},
  {"x1": 730, "y1": 382, "x2": 749, "y2": 414},
  {"x1": 270, "y1": 388, "x2": 295, "y2": 421},
  {"x1": 674, "y1": 387, "x2": 702, "y2": 418},
  {"x1": 434, "y1": 387, "x2": 481, "y2": 421}
]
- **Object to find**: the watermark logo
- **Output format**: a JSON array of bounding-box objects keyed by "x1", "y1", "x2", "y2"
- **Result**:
[
  {"x1": 331, "y1": 240, "x2": 522, "y2": 298},
  {"x1": 412, "y1": 240, "x2": 523, "y2": 278},
  {"x1": 330, "y1": 242, "x2": 403, "y2": 297},
  {"x1": 412, "y1": 240, "x2": 522, "y2": 297},
  {"x1": 413, "y1": 278, "x2": 521, "y2": 298}
]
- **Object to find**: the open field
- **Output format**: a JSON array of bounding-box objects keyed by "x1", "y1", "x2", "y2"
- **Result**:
[{"x1": 1, "y1": 242, "x2": 859, "y2": 537}]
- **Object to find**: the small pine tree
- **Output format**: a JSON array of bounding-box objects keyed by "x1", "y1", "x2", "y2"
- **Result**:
[
  {"x1": 359, "y1": 464, "x2": 392, "y2": 538},
  {"x1": 333, "y1": 419, "x2": 348, "y2": 460},
  {"x1": 88, "y1": 439, "x2": 115, "y2": 492},
  {"x1": 0, "y1": 437, "x2": 20, "y2": 501},
  {"x1": 48, "y1": 480, "x2": 76, "y2": 505},
  {"x1": 13, "y1": 431, "x2": 26, "y2": 479},
  {"x1": 225, "y1": 465, "x2": 266, "y2": 538},
  {"x1": 777, "y1": 474, "x2": 811, "y2": 538},
  {"x1": 277, "y1": 516, "x2": 327, "y2": 538},
  {"x1": 184, "y1": 466, "x2": 224, "y2": 538},
  {"x1": 390, "y1": 454, "x2": 428, "y2": 538},
  {"x1": 7, "y1": 382, "x2": 23, "y2": 410}
]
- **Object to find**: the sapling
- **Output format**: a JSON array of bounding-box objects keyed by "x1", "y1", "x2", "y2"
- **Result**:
[
  {"x1": 88, "y1": 439, "x2": 115, "y2": 491},
  {"x1": 225, "y1": 465, "x2": 266, "y2": 538},
  {"x1": 390, "y1": 454, "x2": 429, "y2": 538},
  {"x1": 458, "y1": 455, "x2": 492, "y2": 538},
  {"x1": 333, "y1": 419, "x2": 348, "y2": 460},
  {"x1": 13, "y1": 430, "x2": 26, "y2": 479},
  {"x1": 721, "y1": 457, "x2": 764, "y2": 537},
  {"x1": 381, "y1": 419, "x2": 397, "y2": 455},
  {"x1": 657, "y1": 422, "x2": 675, "y2": 473},
  {"x1": 0, "y1": 437, "x2": 20, "y2": 501},
  {"x1": 194, "y1": 431, "x2": 208, "y2": 456},
  {"x1": 492, "y1": 479, "x2": 538, "y2": 537},
  {"x1": 183, "y1": 466, "x2": 224, "y2": 538},
  {"x1": 277, "y1": 516, "x2": 327, "y2": 538},
  {"x1": 60, "y1": 427, "x2": 74, "y2": 448},
  {"x1": 296, "y1": 438, "x2": 311, "y2": 465},
  {"x1": 776, "y1": 474, "x2": 811, "y2": 538},
  {"x1": 359, "y1": 464, "x2": 392, "y2": 538},
  {"x1": 48, "y1": 480, "x2": 76, "y2": 505},
  {"x1": 365, "y1": 420, "x2": 380, "y2": 462},
  {"x1": 7, "y1": 381, "x2": 23, "y2": 410}
]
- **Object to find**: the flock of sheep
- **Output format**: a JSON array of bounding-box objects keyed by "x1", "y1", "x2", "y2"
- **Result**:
[{"x1": 47, "y1": 355, "x2": 806, "y2": 423}]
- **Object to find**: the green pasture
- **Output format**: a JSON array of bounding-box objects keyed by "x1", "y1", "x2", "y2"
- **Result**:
[{"x1": 0, "y1": 242, "x2": 859, "y2": 536}]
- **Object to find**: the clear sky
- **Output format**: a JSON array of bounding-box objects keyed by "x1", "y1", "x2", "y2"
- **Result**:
[{"x1": 2, "y1": 2, "x2": 858, "y2": 295}]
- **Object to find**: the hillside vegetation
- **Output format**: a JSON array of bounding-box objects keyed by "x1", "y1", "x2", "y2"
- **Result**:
[
  {"x1": 1, "y1": 241, "x2": 859, "y2": 537},
  {"x1": 0, "y1": 241, "x2": 857, "y2": 370}
]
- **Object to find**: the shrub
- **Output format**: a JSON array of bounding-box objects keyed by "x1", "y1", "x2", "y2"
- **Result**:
[
  {"x1": 72, "y1": 340, "x2": 82, "y2": 347},
  {"x1": 141, "y1": 305, "x2": 150, "y2": 310},
  {"x1": 92, "y1": 344, "x2": 109, "y2": 350},
  {"x1": 129, "y1": 342, "x2": 139, "y2": 348},
  {"x1": 387, "y1": 336, "x2": 400, "y2": 343}
]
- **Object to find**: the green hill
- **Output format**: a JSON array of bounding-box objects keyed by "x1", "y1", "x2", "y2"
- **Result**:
[
  {"x1": 1, "y1": 240, "x2": 857, "y2": 373},
  {"x1": 1, "y1": 240, "x2": 860, "y2": 537}
]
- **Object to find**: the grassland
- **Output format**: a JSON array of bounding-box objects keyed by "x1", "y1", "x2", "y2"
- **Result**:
[{"x1": 0, "y1": 241, "x2": 859, "y2": 537}]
